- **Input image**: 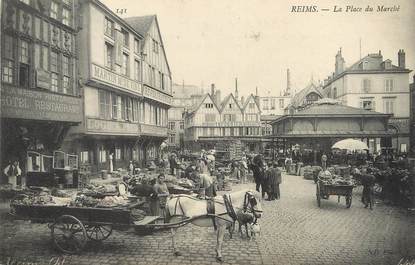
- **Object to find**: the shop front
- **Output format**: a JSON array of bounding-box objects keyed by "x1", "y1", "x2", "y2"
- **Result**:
[{"x1": 0, "y1": 85, "x2": 83, "y2": 185}]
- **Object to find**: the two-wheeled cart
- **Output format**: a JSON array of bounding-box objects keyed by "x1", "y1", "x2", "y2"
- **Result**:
[
  {"x1": 316, "y1": 181, "x2": 354, "y2": 208},
  {"x1": 9, "y1": 203, "x2": 192, "y2": 254}
]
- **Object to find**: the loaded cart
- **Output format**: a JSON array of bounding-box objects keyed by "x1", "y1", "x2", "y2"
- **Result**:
[
  {"x1": 9, "y1": 201, "x2": 192, "y2": 254},
  {"x1": 316, "y1": 180, "x2": 354, "y2": 208}
]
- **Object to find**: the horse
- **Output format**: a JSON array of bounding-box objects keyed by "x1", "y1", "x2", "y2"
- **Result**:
[{"x1": 165, "y1": 190, "x2": 263, "y2": 262}]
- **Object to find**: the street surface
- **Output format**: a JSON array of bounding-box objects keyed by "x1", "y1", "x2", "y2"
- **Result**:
[{"x1": 0, "y1": 173, "x2": 414, "y2": 265}]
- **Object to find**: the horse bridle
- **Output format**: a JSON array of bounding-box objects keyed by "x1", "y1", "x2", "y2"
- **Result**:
[{"x1": 224, "y1": 191, "x2": 263, "y2": 223}]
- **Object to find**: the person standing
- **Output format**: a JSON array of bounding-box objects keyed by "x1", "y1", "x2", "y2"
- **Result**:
[
  {"x1": 3, "y1": 160, "x2": 22, "y2": 189},
  {"x1": 169, "y1": 153, "x2": 178, "y2": 175},
  {"x1": 150, "y1": 174, "x2": 170, "y2": 217},
  {"x1": 109, "y1": 153, "x2": 114, "y2": 173},
  {"x1": 251, "y1": 155, "x2": 266, "y2": 198},
  {"x1": 198, "y1": 170, "x2": 216, "y2": 198},
  {"x1": 265, "y1": 162, "x2": 282, "y2": 200},
  {"x1": 240, "y1": 157, "x2": 248, "y2": 184}
]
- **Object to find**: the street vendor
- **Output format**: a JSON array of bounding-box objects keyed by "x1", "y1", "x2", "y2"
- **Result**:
[
  {"x1": 3, "y1": 159, "x2": 22, "y2": 189},
  {"x1": 198, "y1": 171, "x2": 216, "y2": 198},
  {"x1": 150, "y1": 174, "x2": 170, "y2": 217}
]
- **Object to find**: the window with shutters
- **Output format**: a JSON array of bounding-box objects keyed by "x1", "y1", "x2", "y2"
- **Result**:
[
  {"x1": 362, "y1": 79, "x2": 371, "y2": 93},
  {"x1": 62, "y1": 8, "x2": 71, "y2": 26},
  {"x1": 385, "y1": 79, "x2": 394, "y2": 92},
  {"x1": 384, "y1": 99, "x2": 395, "y2": 115},
  {"x1": 104, "y1": 17, "x2": 114, "y2": 38},
  {"x1": 122, "y1": 53, "x2": 129, "y2": 76},
  {"x1": 2, "y1": 35, "x2": 14, "y2": 83},
  {"x1": 105, "y1": 42, "x2": 114, "y2": 69}
]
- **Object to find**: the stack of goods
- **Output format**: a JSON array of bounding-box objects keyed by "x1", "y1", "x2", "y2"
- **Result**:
[
  {"x1": 311, "y1": 166, "x2": 322, "y2": 179},
  {"x1": 318, "y1": 170, "x2": 354, "y2": 186},
  {"x1": 215, "y1": 140, "x2": 242, "y2": 161},
  {"x1": 302, "y1": 166, "x2": 314, "y2": 180},
  {"x1": 11, "y1": 187, "x2": 73, "y2": 206}
]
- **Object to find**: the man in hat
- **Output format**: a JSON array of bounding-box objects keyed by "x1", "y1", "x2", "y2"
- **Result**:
[
  {"x1": 266, "y1": 161, "x2": 282, "y2": 200},
  {"x1": 3, "y1": 159, "x2": 22, "y2": 189}
]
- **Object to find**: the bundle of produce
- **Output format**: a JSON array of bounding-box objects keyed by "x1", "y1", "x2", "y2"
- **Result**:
[
  {"x1": 51, "y1": 188, "x2": 73, "y2": 198},
  {"x1": 11, "y1": 192, "x2": 54, "y2": 206},
  {"x1": 318, "y1": 170, "x2": 332, "y2": 180},
  {"x1": 96, "y1": 195, "x2": 129, "y2": 208},
  {"x1": 70, "y1": 194, "x2": 100, "y2": 207},
  {"x1": 327, "y1": 167, "x2": 336, "y2": 176}
]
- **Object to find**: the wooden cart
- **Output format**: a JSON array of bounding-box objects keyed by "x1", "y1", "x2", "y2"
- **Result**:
[
  {"x1": 10, "y1": 203, "x2": 193, "y2": 254},
  {"x1": 316, "y1": 181, "x2": 354, "y2": 208}
]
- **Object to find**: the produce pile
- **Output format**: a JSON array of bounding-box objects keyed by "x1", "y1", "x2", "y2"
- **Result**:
[{"x1": 318, "y1": 170, "x2": 354, "y2": 186}]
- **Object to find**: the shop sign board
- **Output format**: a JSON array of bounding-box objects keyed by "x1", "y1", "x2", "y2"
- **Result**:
[
  {"x1": 36, "y1": 68, "x2": 51, "y2": 90},
  {"x1": 90, "y1": 63, "x2": 141, "y2": 94},
  {"x1": 86, "y1": 117, "x2": 140, "y2": 135},
  {"x1": 143, "y1": 85, "x2": 172, "y2": 105},
  {"x1": 0, "y1": 85, "x2": 82, "y2": 122},
  {"x1": 140, "y1": 124, "x2": 168, "y2": 137}
]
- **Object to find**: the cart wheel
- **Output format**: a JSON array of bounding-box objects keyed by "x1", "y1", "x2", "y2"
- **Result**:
[
  {"x1": 51, "y1": 215, "x2": 87, "y2": 254},
  {"x1": 346, "y1": 195, "x2": 352, "y2": 208},
  {"x1": 85, "y1": 225, "x2": 113, "y2": 241},
  {"x1": 316, "y1": 183, "x2": 321, "y2": 208}
]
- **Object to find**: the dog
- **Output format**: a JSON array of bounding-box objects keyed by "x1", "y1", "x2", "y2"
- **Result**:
[
  {"x1": 236, "y1": 210, "x2": 255, "y2": 239},
  {"x1": 249, "y1": 223, "x2": 261, "y2": 239}
]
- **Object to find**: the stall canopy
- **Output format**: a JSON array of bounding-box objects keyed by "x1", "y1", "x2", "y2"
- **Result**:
[{"x1": 332, "y1": 139, "x2": 369, "y2": 151}]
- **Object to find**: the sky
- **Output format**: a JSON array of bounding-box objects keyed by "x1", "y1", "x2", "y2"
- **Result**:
[{"x1": 102, "y1": 0, "x2": 415, "y2": 97}]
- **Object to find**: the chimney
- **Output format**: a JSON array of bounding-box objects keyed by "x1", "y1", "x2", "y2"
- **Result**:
[
  {"x1": 286, "y1": 69, "x2": 291, "y2": 96},
  {"x1": 398, "y1": 49, "x2": 406, "y2": 68},
  {"x1": 216, "y1": 90, "x2": 221, "y2": 105},
  {"x1": 210, "y1": 83, "x2": 215, "y2": 96},
  {"x1": 335, "y1": 48, "x2": 345, "y2": 75},
  {"x1": 235, "y1": 78, "x2": 239, "y2": 100}
]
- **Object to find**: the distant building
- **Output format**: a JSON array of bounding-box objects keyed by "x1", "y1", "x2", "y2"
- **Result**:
[
  {"x1": 322, "y1": 49, "x2": 412, "y2": 153},
  {"x1": 285, "y1": 82, "x2": 325, "y2": 113},
  {"x1": 184, "y1": 84, "x2": 266, "y2": 153},
  {"x1": 260, "y1": 69, "x2": 293, "y2": 116},
  {"x1": 167, "y1": 83, "x2": 204, "y2": 149}
]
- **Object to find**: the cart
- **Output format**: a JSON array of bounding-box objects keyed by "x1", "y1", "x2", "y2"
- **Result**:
[
  {"x1": 9, "y1": 203, "x2": 193, "y2": 254},
  {"x1": 316, "y1": 181, "x2": 354, "y2": 208}
]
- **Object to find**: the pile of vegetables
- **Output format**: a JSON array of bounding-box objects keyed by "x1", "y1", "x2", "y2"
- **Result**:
[{"x1": 318, "y1": 170, "x2": 354, "y2": 186}]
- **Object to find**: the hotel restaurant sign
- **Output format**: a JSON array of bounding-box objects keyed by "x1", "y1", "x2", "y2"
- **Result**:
[
  {"x1": 1, "y1": 85, "x2": 82, "y2": 122},
  {"x1": 90, "y1": 63, "x2": 141, "y2": 95}
]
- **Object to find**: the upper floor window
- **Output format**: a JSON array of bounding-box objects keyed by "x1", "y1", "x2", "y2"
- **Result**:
[
  {"x1": 249, "y1": 102, "x2": 255, "y2": 109},
  {"x1": 246, "y1": 114, "x2": 258, "y2": 121},
  {"x1": 205, "y1": 103, "x2": 213, "y2": 109},
  {"x1": 270, "y1": 99, "x2": 276, "y2": 109},
  {"x1": 20, "y1": 40, "x2": 29, "y2": 64},
  {"x1": 50, "y1": 2, "x2": 59, "y2": 20},
  {"x1": 332, "y1": 87, "x2": 337, "y2": 98},
  {"x1": 104, "y1": 17, "x2": 114, "y2": 38},
  {"x1": 385, "y1": 79, "x2": 394, "y2": 92},
  {"x1": 122, "y1": 53, "x2": 129, "y2": 76},
  {"x1": 134, "y1": 60, "x2": 141, "y2": 81},
  {"x1": 362, "y1": 79, "x2": 371, "y2": 93},
  {"x1": 179, "y1": 121, "x2": 184, "y2": 130},
  {"x1": 263, "y1": 99, "x2": 269, "y2": 110},
  {"x1": 228, "y1": 103, "x2": 233, "y2": 109},
  {"x1": 279, "y1": 99, "x2": 284, "y2": 109},
  {"x1": 152, "y1": 39, "x2": 159, "y2": 53},
  {"x1": 169, "y1": 122, "x2": 175, "y2": 130},
  {"x1": 384, "y1": 99, "x2": 395, "y2": 115},
  {"x1": 361, "y1": 100, "x2": 375, "y2": 111},
  {"x1": 223, "y1": 114, "x2": 235, "y2": 122},
  {"x1": 62, "y1": 0, "x2": 72, "y2": 5},
  {"x1": 122, "y1": 29, "x2": 129, "y2": 47},
  {"x1": 134, "y1": 39, "x2": 140, "y2": 54},
  {"x1": 105, "y1": 42, "x2": 114, "y2": 69},
  {"x1": 62, "y1": 8, "x2": 71, "y2": 26},
  {"x1": 50, "y1": 51, "x2": 59, "y2": 72}
]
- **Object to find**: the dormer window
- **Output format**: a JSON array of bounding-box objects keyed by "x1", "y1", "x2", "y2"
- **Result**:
[
  {"x1": 229, "y1": 103, "x2": 232, "y2": 109},
  {"x1": 384, "y1": 60, "x2": 392, "y2": 69}
]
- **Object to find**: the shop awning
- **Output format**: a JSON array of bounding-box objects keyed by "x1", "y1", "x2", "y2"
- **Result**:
[{"x1": 271, "y1": 130, "x2": 394, "y2": 138}]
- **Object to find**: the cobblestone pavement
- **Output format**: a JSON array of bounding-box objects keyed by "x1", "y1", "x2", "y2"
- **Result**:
[{"x1": 0, "y1": 173, "x2": 414, "y2": 265}]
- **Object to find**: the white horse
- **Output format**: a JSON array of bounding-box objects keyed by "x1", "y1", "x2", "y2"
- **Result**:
[{"x1": 165, "y1": 190, "x2": 263, "y2": 262}]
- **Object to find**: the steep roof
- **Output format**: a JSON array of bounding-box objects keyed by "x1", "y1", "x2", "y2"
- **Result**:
[
  {"x1": 288, "y1": 82, "x2": 324, "y2": 109},
  {"x1": 220, "y1": 93, "x2": 243, "y2": 112},
  {"x1": 242, "y1": 94, "x2": 260, "y2": 111},
  {"x1": 125, "y1": 15, "x2": 171, "y2": 75},
  {"x1": 187, "y1": 93, "x2": 220, "y2": 115},
  {"x1": 124, "y1": 15, "x2": 155, "y2": 36}
]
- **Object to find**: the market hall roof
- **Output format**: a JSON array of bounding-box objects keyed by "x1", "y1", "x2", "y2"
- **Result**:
[{"x1": 272, "y1": 101, "x2": 391, "y2": 124}]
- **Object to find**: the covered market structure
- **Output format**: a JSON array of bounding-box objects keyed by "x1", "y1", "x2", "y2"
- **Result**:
[{"x1": 269, "y1": 100, "x2": 393, "y2": 164}]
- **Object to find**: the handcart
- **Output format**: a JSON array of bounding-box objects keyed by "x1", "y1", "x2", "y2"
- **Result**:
[{"x1": 316, "y1": 180, "x2": 354, "y2": 208}]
